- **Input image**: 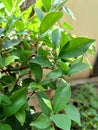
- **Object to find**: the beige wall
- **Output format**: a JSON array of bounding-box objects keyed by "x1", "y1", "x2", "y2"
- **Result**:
[{"x1": 62, "y1": 0, "x2": 98, "y2": 80}]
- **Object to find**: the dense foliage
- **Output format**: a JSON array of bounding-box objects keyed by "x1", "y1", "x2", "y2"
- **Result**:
[
  {"x1": 71, "y1": 84, "x2": 98, "y2": 130},
  {"x1": 0, "y1": 0, "x2": 95, "y2": 130}
]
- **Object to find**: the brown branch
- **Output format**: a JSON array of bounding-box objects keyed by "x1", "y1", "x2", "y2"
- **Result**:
[{"x1": 1, "y1": 66, "x2": 28, "y2": 73}]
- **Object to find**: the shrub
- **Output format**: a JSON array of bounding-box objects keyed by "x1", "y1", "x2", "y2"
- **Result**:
[{"x1": 0, "y1": 0, "x2": 95, "y2": 130}]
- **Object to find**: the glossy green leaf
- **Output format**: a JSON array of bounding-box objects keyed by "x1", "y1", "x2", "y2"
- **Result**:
[
  {"x1": 42, "y1": 0, "x2": 52, "y2": 12},
  {"x1": 0, "y1": 72, "x2": 2, "y2": 79},
  {"x1": 40, "y1": 80, "x2": 51, "y2": 86},
  {"x1": 0, "y1": 75, "x2": 15, "y2": 85},
  {"x1": 63, "y1": 22, "x2": 73, "y2": 30},
  {"x1": 5, "y1": 55, "x2": 19, "y2": 66},
  {"x1": 30, "y1": 55, "x2": 52, "y2": 68},
  {"x1": 35, "y1": 8, "x2": 43, "y2": 21},
  {"x1": 58, "y1": 61, "x2": 70, "y2": 73},
  {"x1": 2, "y1": 39, "x2": 21, "y2": 49},
  {"x1": 1, "y1": 0, "x2": 14, "y2": 12},
  {"x1": 50, "y1": 114, "x2": 71, "y2": 130},
  {"x1": 30, "y1": 63, "x2": 42, "y2": 82},
  {"x1": 30, "y1": 113, "x2": 51, "y2": 129},
  {"x1": 42, "y1": 98, "x2": 52, "y2": 111},
  {"x1": 0, "y1": 123, "x2": 12, "y2": 130},
  {"x1": 52, "y1": 84, "x2": 71, "y2": 113},
  {"x1": 15, "y1": 21, "x2": 24, "y2": 32},
  {"x1": 60, "y1": 37, "x2": 95, "y2": 58},
  {"x1": 3, "y1": 88, "x2": 27, "y2": 117},
  {"x1": 37, "y1": 91, "x2": 51, "y2": 115},
  {"x1": 63, "y1": 6, "x2": 76, "y2": 20},
  {"x1": 52, "y1": 28, "x2": 60, "y2": 47},
  {"x1": 55, "y1": 0, "x2": 68, "y2": 11},
  {"x1": 59, "y1": 31, "x2": 70, "y2": 48},
  {"x1": 67, "y1": 63, "x2": 89, "y2": 75},
  {"x1": 28, "y1": 82, "x2": 44, "y2": 91},
  {"x1": 15, "y1": 109, "x2": 26, "y2": 126},
  {"x1": 0, "y1": 56, "x2": 3, "y2": 67},
  {"x1": 46, "y1": 69, "x2": 63, "y2": 79},
  {"x1": 65, "y1": 104, "x2": 81, "y2": 126},
  {"x1": 0, "y1": 94, "x2": 12, "y2": 106},
  {"x1": 39, "y1": 12, "x2": 63, "y2": 34}
]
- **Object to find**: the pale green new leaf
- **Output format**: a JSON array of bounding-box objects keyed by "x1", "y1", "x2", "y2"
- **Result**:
[
  {"x1": 0, "y1": 72, "x2": 2, "y2": 79},
  {"x1": 30, "y1": 113, "x2": 51, "y2": 129},
  {"x1": 65, "y1": 104, "x2": 81, "y2": 126},
  {"x1": 39, "y1": 12, "x2": 63, "y2": 34},
  {"x1": 63, "y1": 22, "x2": 73, "y2": 30},
  {"x1": 59, "y1": 31, "x2": 70, "y2": 48},
  {"x1": 37, "y1": 92, "x2": 51, "y2": 116},
  {"x1": 1, "y1": 0, "x2": 14, "y2": 12},
  {"x1": 50, "y1": 114, "x2": 71, "y2": 130},
  {"x1": 42, "y1": 98, "x2": 52, "y2": 111},
  {"x1": 28, "y1": 82, "x2": 44, "y2": 91},
  {"x1": 5, "y1": 55, "x2": 19, "y2": 66},
  {"x1": 42, "y1": 0, "x2": 52, "y2": 12}
]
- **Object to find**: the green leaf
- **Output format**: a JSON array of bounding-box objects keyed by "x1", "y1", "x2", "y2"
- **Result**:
[
  {"x1": 46, "y1": 69, "x2": 63, "y2": 79},
  {"x1": 65, "y1": 104, "x2": 81, "y2": 126},
  {"x1": 42, "y1": 0, "x2": 52, "y2": 12},
  {"x1": 15, "y1": 109, "x2": 26, "y2": 126},
  {"x1": 0, "y1": 94, "x2": 12, "y2": 106},
  {"x1": 63, "y1": 22, "x2": 73, "y2": 30},
  {"x1": 39, "y1": 12, "x2": 63, "y2": 34},
  {"x1": 3, "y1": 88, "x2": 27, "y2": 117},
  {"x1": 58, "y1": 61, "x2": 70, "y2": 73},
  {"x1": 30, "y1": 113, "x2": 51, "y2": 129},
  {"x1": 0, "y1": 72, "x2": 2, "y2": 79},
  {"x1": 59, "y1": 37, "x2": 95, "y2": 58},
  {"x1": 67, "y1": 62, "x2": 89, "y2": 75},
  {"x1": 2, "y1": 39, "x2": 21, "y2": 49},
  {"x1": 42, "y1": 98, "x2": 52, "y2": 111},
  {"x1": 28, "y1": 82, "x2": 44, "y2": 91},
  {"x1": 30, "y1": 55, "x2": 52, "y2": 68},
  {"x1": 34, "y1": 8, "x2": 43, "y2": 21},
  {"x1": 0, "y1": 56, "x2": 3, "y2": 67},
  {"x1": 5, "y1": 55, "x2": 19, "y2": 66},
  {"x1": 1, "y1": 0, "x2": 14, "y2": 12},
  {"x1": 15, "y1": 21, "x2": 24, "y2": 32},
  {"x1": 0, "y1": 123, "x2": 12, "y2": 130},
  {"x1": 54, "y1": 0, "x2": 68, "y2": 11},
  {"x1": 30, "y1": 63, "x2": 42, "y2": 82},
  {"x1": 52, "y1": 28, "x2": 60, "y2": 47},
  {"x1": 63, "y1": 6, "x2": 76, "y2": 20},
  {"x1": 37, "y1": 91, "x2": 51, "y2": 116},
  {"x1": 59, "y1": 31, "x2": 70, "y2": 48},
  {"x1": 52, "y1": 84, "x2": 71, "y2": 113},
  {"x1": 50, "y1": 114, "x2": 71, "y2": 130},
  {"x1": 40, "y1": 80, "x2": 51, "y2": 86}
]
